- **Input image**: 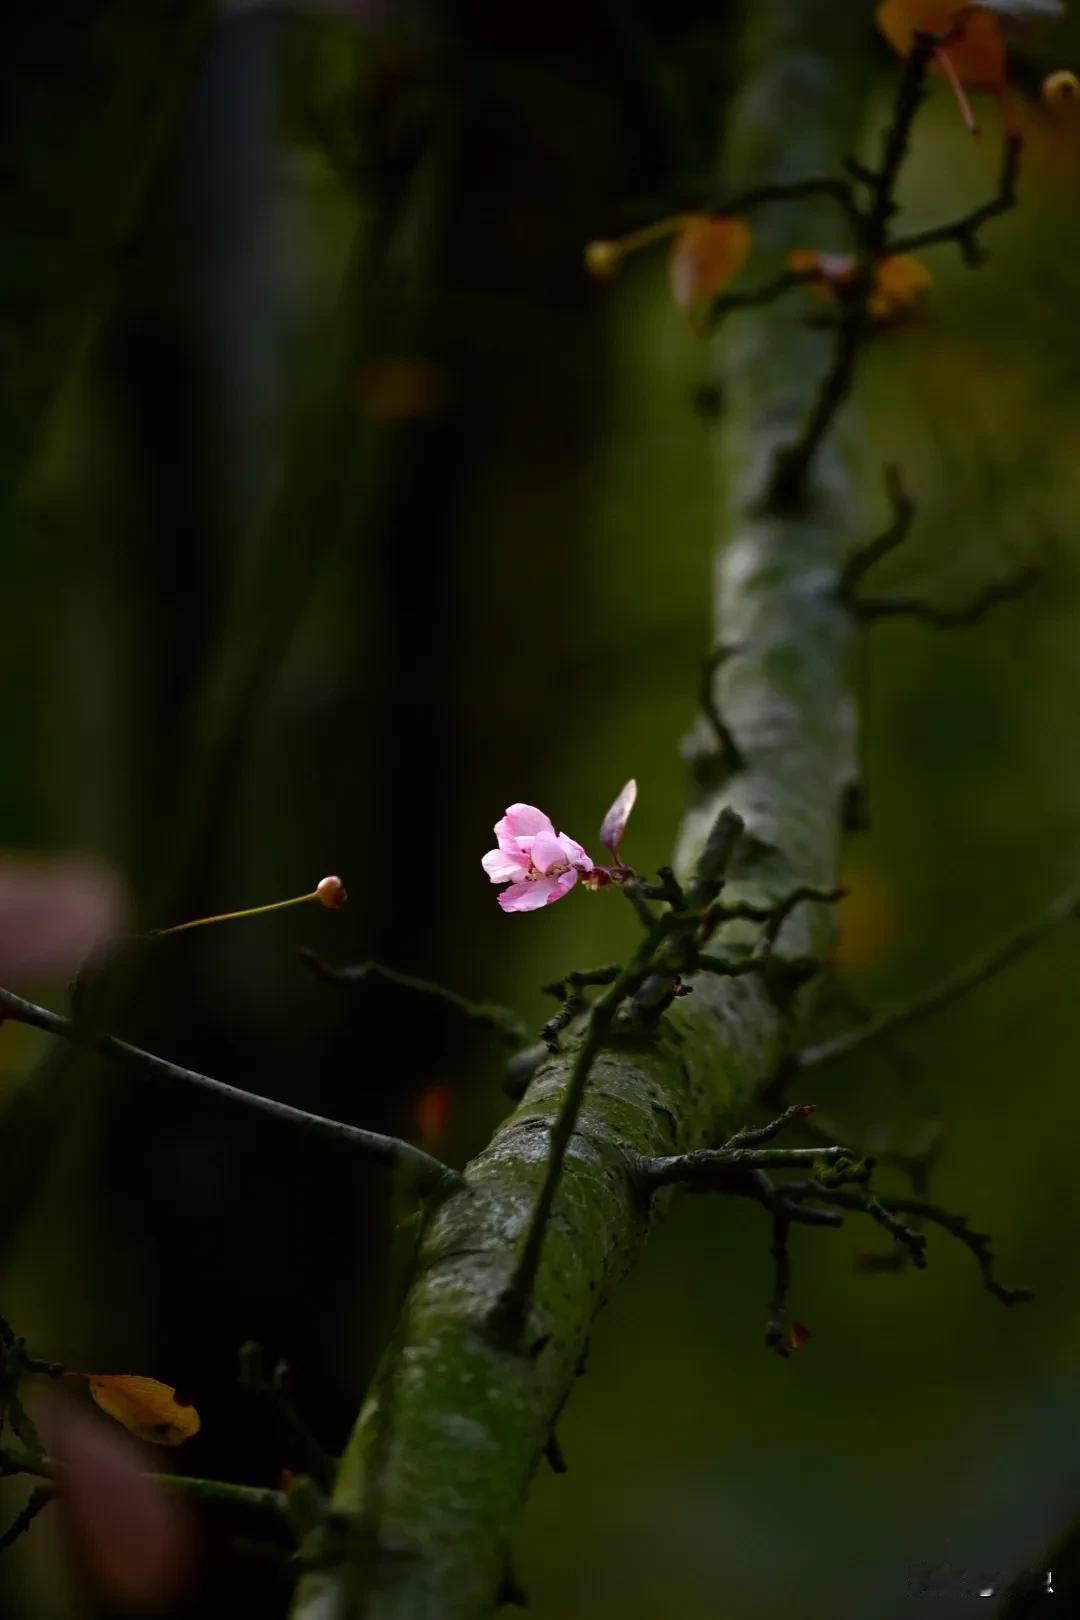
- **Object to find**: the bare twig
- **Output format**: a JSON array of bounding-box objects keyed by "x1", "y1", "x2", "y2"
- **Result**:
[
  {"x1": 698, "y1": 644, "x2": 745, "y2": 768},
  {"x1": 870, "y1": 1196, "x2": 1032, "y2": 1305},
  {"x1": 0, "y1": 1484, "x2": 54, "y2": 1552},
  {"x1": 0, "y1": 1447, "x2": 290, "y2": 1525},
  {"x1": 709, "y1": 175, "x2": 863, "y2": 229},
  {"x1": 300, "y1": 951, "x2": 530, "y2": 1050},
  {"x1": 795, "y1": 889, "x2": 1080, "y2": 1073},
  {"x1": 851, "y1": 560, "x2": 1040, "y2": 627},
  {"x1": 838, "y1": 464, "x2": 916, "y2": 603},
  {"x1": 708, "y1": 268, "x2": 808, "y2": 330},
  {"x1": 768, "y1": 30, "x2": 938, "y2": 507},
  {"x1": 888, "y1": 131, "x2": 1021, "y2": 265},
  {"x1": 0, "y1": 986, "x2": 458, "y2": 1197},
  {"x1": 764, "y1": 1210, "x2": 793, "y2": 1356}
]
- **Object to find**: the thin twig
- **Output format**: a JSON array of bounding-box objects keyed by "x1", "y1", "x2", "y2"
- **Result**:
[
  {"x1": 796, "y1": 889, "x2": 1080, "y2": 1073},
  {"x1": 850, "y1": 559, "x2": 1039, "y2": 627},
  {"x1": 767, "y1": 30, "x2": 938, "y2": 508},
  {"x1": 709, "y1": 175, "x2": 863, "y2": 228},
  {"x1": 698, "y1": 644, "x2": 745, "y2": 768},
  {"x1": 873, "y1": 1196, "x2": 1032, "y2": 1305},
  {"x1": 0, "y1": 1484, "x2": 54, "y2": 1552},
  {"x1": 764, "y1": 1210, "x2": 792, "y2": 1356},
  {"x1": 0, "y1": 985, "x2": 458, "y2": 1196},
  {"x1": 0, "y1": 1447, "x2": 291, "y2": 1522},
  {"x1": 300, "y1": 951, "x2": 530, "y2": 1050},
  {"x1": 888, "y1": 131, "x2": 1021, "y2": 265},
  {"x1": 838, "y1": 463, "x2": 915, "y2": 603},
  {"x1": 708, "y1": 268, "x2": 808, "y2": 331}
]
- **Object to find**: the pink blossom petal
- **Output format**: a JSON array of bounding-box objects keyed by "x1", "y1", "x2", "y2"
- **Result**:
[
  {"x1": 494, "y1": 804, "x2": 554, "y2": 849},
  {"x1": 529, "y1": 831, "x2": 570, "y2": 874},
  {"x1": 546, "y1": 870, "x2": 579, "y2": 903},
  {"x1": 0, "y1": 854, "x2": 128, "y2": 982},
  {"x1": 599, "y1": 778, "x2": 637, "y2": 854},
  {"x1": 498, "y1": 877, "x2": 560, "y2": 912},
  {"x1": 556, "y1": 832, "x2": 592, "y2": 872},
  {"x1": 47, "y1": 1399, "x2": 196, "y2": 1609},
  {"x1": 481, "y1": 847, "x2": 530, "y2": 884}
]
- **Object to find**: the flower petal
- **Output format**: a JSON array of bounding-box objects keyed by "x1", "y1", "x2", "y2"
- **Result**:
[
  {"x1": 481, "y1": 847, "x2": 530, "y2": 884},
  {"x1": 498, "y1": 878, "x2": 559, "y2": 912},
  {"x1": 545, "y1": 870, "x2": 579, "y2": 904},
  {"x1": 494, "y1": 804, "x2": 554, "y2": 850},
  {"x1": 556, "y1": 832, "x2": 593, "y2": 872},
  {"x1": 529, "y1": 831, "x2": 570, "y2": 874}
]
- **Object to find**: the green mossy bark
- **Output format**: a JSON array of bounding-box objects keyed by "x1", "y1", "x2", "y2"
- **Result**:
[{"x1": 293, "y1": 8, "x2": 876, "y2": 1618}]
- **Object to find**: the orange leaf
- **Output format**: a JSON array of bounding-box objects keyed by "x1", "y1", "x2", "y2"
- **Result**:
[
  {"x1": 787, "y1": 249, "x2": 930, "y2": 321},
  {"x1": 867, "y1": 253, "x2": 933, "y2": 318},
  {"x1": 86, "y1": 1375, "x2": 200, "y2": 1448},
  {"x1": 876, "y1": 2, "x2": 1007, "y2": 90},
  {"x1": 668, "y1": 215, "x2": 751, "y2": 314}
]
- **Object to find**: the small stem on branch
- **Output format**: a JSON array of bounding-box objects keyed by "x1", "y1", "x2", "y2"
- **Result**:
[
  {"x1": 0, "y1": 986, "x2": 458, "y2": 1196},
  {"x1": 795, "y1": 890, "x2": 1080, "y2": 1073}
]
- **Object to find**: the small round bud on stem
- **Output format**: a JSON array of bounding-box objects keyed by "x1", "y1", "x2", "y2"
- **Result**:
[
  {"x1": 584, "y1": 240, "x2": 622, "y2": 279},
  {"x1": 316, "y1": 875, "x2": 348, "y2": 910},
  {"x1": 1043, "y1": 69, "x2": 1080, "y2": 104}
]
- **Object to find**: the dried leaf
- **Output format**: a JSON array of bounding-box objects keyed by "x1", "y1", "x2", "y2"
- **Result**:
[
  {"x1": 668, "y1": 216, "x2": 751, "y2": 314},
  {"x1": 867, "y1": 254, "x2": 933, "y2": 318},
  {"x1": 86, "y1": 1376, "x2": 200, "y2": 1448}
]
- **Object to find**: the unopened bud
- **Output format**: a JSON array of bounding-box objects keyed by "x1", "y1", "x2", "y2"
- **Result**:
[
  {"x1": 584, "y1": 240, "x2": 622, "y2": 279},
  {"x1": 1043, "y1": 69, "x2": 1080, "y2": 104},
  {"x1": 316, "y1": 875, "x2": 347, "y2": 909}
]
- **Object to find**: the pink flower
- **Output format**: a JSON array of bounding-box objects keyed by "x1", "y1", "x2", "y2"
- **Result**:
[{"x1": 482, "y1": 803, "x2": 593, "y2": 912}]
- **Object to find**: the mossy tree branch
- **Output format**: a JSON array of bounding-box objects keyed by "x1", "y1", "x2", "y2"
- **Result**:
[{"x1": 289, "y1": 9, "x2": 887, "y2": 1619}]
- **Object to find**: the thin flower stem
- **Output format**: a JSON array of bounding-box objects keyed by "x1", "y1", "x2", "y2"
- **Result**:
[
  {"x1": 934, "y1": 46, "x2": 979, "y2": 136},
  {"x1": 150, "y1": 890, "x2": 319, "y2": 936}
]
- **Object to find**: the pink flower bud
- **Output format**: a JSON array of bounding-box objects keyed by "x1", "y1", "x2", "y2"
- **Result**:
[
  {"x1": 316, "y1": 875, "x2": 347, "y2": 909},
  {"x1": 599, "y1": 779, "x2": 638, "y2": 855}
]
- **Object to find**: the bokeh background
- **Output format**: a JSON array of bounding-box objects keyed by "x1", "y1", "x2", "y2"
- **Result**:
[{"x1": 2, "y1": 2, "x2": 1080, "y2": 1615}]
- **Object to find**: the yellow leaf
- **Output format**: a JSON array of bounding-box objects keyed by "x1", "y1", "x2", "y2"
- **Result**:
[
  {"x1": 787, "y1": 249, "x2": 931, "y2": 321},
  {"x1": 668, "y1": 215, "x2": 751, "y2": 314},
  {"x1": 87, "y1": 1375, "x2": 200, "y2": 1448},
  {"x1": 867, "y1": 253, "x2": 933, "y2": 318}
]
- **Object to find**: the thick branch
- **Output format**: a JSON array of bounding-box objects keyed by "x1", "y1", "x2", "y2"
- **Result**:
[{"x1": 290, "y1": 14, "x2": 882, "y2": 1619}]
